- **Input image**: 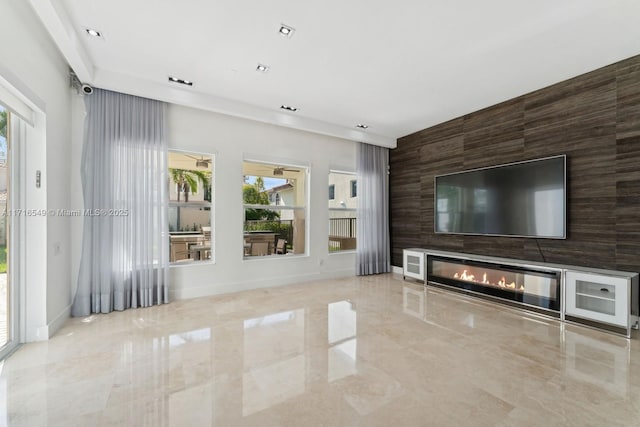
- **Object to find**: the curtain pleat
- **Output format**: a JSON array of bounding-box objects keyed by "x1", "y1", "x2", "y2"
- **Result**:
[
  {"x1": 356, "y1": 143, "x2": 391, "y2": 275},
  {"x1": 72, "y1": 89, "x2": 169, "y2": 316}
]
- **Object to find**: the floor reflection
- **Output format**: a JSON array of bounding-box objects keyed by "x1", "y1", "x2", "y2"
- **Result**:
[
  {"x1": 242, "y1": 309, "x2": 306, "y2": 416},
  {"x1": 328, "y1": 301, "x2": 357, "y2": 382},
  {"x1": 169, "y1": 327, "x2": 211, "y2": 347},
  {"x1": 564, "y1": 329, "x2": 631, "y2": 396},
  {"x1": 328, "y1": 301, "x2": 356, "y2": 344},
  {"x1": 402, "y1": 285, "x2": 425, "y2": 320},
  {"x1": 2, "y1": 275, "x2": 640, "y2": 426},
  {"x1": 0, "y1": 363, "x2": 7, "y2": 427}
]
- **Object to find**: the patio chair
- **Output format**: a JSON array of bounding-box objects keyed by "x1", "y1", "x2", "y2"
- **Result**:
[
  {"x1": 171, "y1": 242, "x2": 191, "y2": 262},
  {"x1": 274, "y1": 239, "x2": 287, "y2": 254},
  {"x1": 201, "y1": 226, "x2": 211, "y2": 240},
  {"x1": 250, "y1": 241, "x2": 269, "y2": 256}
]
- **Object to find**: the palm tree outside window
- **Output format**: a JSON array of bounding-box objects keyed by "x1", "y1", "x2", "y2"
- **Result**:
[{"x1": 169, "y1": 168, "x2": 210, "y2": 202}]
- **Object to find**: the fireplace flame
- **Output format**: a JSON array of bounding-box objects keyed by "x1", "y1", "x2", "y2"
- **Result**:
[{"x1": 452, "y1": 270, "x2": 522, "y2": 292}]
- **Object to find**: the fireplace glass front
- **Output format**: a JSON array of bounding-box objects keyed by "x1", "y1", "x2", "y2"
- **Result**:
[{"x1": 427, "y1": 255, "x2": 561, "y2": 311}]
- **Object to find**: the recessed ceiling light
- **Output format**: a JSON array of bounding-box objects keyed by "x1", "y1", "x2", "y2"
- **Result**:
[
  {"x1": 356, "y1": 124, "x2": 369, "y2": 129},
  {"x1": 85, "y1": 28, "x2": 102, "y2": 37},
  {"x1": 256, "y1": 63, "x2": 270, "y2": 73},
  {"x1": 168, "y1": 76, "x2": 193, "y2": 86},
  {"x1": 279, "y1": 24, "x2": 295, "y2": 38},
  {"x1": 280, "y1": 105, "x2": 298, "y2": 112}
]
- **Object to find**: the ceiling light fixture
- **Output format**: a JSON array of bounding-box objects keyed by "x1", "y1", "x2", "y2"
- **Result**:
[
  {"x1": 256, "y1": 63, "x2": 270, "y2": 73},
  {"x1": 280, "y1": 105, "x2": 298, "y2": 112},
  {"x1": 168, "y1": 76, "x2": 193, "y2": 86},
  {"x1": 279, "y1": 24, "x2": 295, "y2": 38},
  {"x1": 85, "y1": 28, "x2": 102, "y2": 37},
  {"x1": 356, "y1": 124, "x2": 369, "y2": 129}
]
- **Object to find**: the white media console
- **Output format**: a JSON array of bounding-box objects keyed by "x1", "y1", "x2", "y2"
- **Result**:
[{"x1": 403, "y1": 248, "x2": 640, "y2": 337}]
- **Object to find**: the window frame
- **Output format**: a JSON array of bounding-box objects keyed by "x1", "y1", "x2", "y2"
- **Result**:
[{"x1": 242, "y1": 159, "x2": 309, "y2": 259}]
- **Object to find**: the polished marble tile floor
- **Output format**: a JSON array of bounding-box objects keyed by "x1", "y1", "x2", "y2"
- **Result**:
[{"x1": 2, "y1": 273, "x2": 640, "y2": 426}]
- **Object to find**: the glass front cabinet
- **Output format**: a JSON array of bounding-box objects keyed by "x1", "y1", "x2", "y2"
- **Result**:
[
  {"x1": 403, "y1": 249, "x2": 425, "y2": 282},
  {"x1": 565, "y1": 270, "x2": 639, "y2": 337}
]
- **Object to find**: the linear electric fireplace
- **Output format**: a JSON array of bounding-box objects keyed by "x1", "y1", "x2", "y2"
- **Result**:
[{"x1": 427, "y1": 255, "x2": 561, "y2": 312}]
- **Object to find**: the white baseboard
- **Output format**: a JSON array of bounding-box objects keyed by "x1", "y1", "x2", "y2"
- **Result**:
[
  {"x1": 391, "y1": 265, "x2": 403, "y2": 275},
  {"x1": 46, "y1": 304, "x2": 71, "y2": 339},
  {"x1": 26, "y1": 325, "x2": 49, "y2": 342},
  {"x1": 170, "y1": 268, "x2": 356, "y2": 300}
]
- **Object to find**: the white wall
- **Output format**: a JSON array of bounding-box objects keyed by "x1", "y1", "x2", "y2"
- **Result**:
[
  {"x1": 69, "y1": 95, "x2": 85, "y2": 315},
  {"x1": 167, "y1": 104, "x2": 357, "y2": 299},
  {"x1": 3, "y1": 0, "x2": 358, "y2": 333},
  {"x1": 0, "y1": 0, "x2": 73, "y2": 339}
]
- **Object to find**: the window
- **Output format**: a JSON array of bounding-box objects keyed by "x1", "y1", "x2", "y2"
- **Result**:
[
  {"x1": 350, "y1": 180, "x2": 357, "y2": 198},
  {"x1": 328, "y1": 171, "x2": 357, "y2": 252},
  {"x1": 168, "y1": 151, "x2": 213, "y2": 263},
  {"x1": 328, "y1": 184, "x2": 335, "y2": 200},
  {"x1": 243, "y1": 160, "x2": 307, "y2": 258}
]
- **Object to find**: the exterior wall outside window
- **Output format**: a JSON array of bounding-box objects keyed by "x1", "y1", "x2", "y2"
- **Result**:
[{"x1": 329, "y1": 172, "x2": 357, "y2": 252}]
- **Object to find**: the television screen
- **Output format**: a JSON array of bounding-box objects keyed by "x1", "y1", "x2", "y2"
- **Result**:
[{"x1": 434, "y1": 155, "x2": 566, "y2": 238}]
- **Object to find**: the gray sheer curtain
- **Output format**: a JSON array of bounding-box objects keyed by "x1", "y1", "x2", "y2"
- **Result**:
[
  {"x1": 356, "y1": 142, "x2": 391, "y2": 275},
  {"x1": 72, "y1": 89, "x2": 170, "y2": 316}
]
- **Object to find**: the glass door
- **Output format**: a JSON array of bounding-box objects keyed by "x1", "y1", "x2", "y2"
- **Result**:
[{"x1": 0, "y1": 104, "x2": 16, "y2": 357}]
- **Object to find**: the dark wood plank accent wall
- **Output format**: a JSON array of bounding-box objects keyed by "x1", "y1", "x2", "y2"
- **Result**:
[{"x1": 390, "y1": 54, "x2": 640, "y2": 273}]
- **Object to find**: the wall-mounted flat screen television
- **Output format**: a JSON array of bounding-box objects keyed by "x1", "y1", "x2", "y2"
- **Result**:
[{"x1": 434, "y1": 155, "x2": 566, "y2": 238}]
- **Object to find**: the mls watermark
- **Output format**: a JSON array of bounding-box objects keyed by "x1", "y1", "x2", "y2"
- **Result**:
[{"x1": 1, "y1": 209, "x2": 130, "y2": 217}]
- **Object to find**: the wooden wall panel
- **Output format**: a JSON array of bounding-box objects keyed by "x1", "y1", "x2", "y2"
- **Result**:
[
  {"x1": 389, "y1": 136, "x2": 422, "y2": 263},
  {"x1": 463, "y1": 98, "x2": 525, "y2": 170},
  {"x1": 615, "y1": 56, "x2": 640, "y2": 271},
  {"x1": 419, "y1": 133, "x2": 465, "y2": 253},
  {"x1": 390, "y1": 54, "x2": 640, "y2": 275}
]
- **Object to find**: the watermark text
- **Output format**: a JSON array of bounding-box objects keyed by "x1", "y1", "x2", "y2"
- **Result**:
[{"x1": 2, "y1": 209, "x2": 130, "y2": 217}]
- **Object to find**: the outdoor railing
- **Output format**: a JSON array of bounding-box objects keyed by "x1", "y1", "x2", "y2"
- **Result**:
[
  {"x1": 242, "y1": 217, "x2": 356, "y2": 252},
  {"x1": 329, "y1": 217, "x2": 357, "y2": 238}
]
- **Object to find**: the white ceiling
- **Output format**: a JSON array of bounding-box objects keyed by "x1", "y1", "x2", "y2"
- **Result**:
[
  {"x1": 30, "y1": 0, "x2": 640, "y2": 148},
  {"x1": 167, "y1": 151, "x2": 212, "y2": 170},
  {"x1": 243, "y1": 161, "x2": 304, "y2": 181}
]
